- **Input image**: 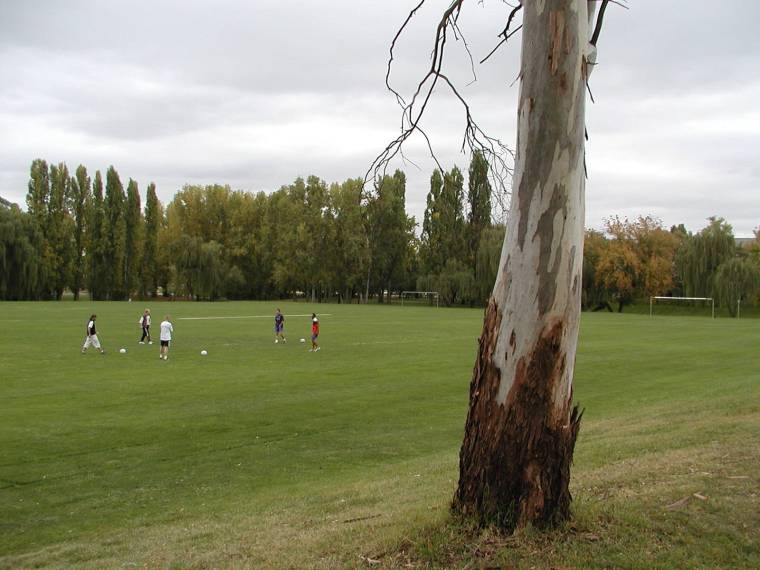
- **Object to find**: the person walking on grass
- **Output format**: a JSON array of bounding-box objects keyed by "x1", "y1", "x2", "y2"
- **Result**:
[
  {"x1": 139, "y1": 308, "x2": 152, "y2": 345},
  {"x1": 309, "y1": 313, "x2": 320, "y2": 352},
  {"x1": 159, "y1": 315, "x2": 174, "y2": 361},
  {"x1": 81, "y1": 314, "x2": 105, "y2": 354},
  {"x1": 274, "y1": 308, "x2": 286, "y2": 344}
]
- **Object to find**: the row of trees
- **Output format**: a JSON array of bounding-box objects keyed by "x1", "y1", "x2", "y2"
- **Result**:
[
  {"x1": 584, "y1": 216, "x2": 760, "y2": 314},
  {"x1": 2, "y1": 157, "x2": 759, "y2": 311},
  {"x1": 2, "y1": 159, "x2": 416, "y2": 302},
  {"x1": 8, "y1": 160, "x2": 163, "y2": 301}
]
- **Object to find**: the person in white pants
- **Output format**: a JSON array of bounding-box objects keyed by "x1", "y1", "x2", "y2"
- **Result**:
[
  {"x1": 139, "y1": 309, "x2": 152, "y2": 344},
  {"x1": 159, "y1": 315, "x2": 174, "y2": 361},
  {"x1": 81, "y1": 314, "x2": 105, "y2": 354}
]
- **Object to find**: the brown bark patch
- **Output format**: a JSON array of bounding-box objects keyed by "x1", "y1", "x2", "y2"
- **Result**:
[
  {"x1": 548, "y1": 10, "x2": 565, "y2": 76},
  {"x1": 453, "y1": 314, "x2": 582, "y2": 531}
]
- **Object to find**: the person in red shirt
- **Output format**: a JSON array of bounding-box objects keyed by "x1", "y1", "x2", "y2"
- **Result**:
[{"x1": 309, "y1": 313, "x2": 320, "y2": 352}]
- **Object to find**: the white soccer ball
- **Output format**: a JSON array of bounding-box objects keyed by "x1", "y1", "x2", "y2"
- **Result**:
[
  {"x1": 275, "y1": 339, "x2": 279, "y2": 344},
  {"x1": 300, "y1": 338, "x2": 306, "y2": 343},
  {"x1": 119, "y1": 348, "x2": 127, "y2": 354},
  {"x1": 201, "y1": 350, "x2": 208, "y2": 356}
]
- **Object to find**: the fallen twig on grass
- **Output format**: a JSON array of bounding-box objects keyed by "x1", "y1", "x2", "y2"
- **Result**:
[
  {"x1": 665, "y1": 496, "x2": 691, "y2": 510},
  {"x1": 344, "y1": 513, "x2": 382, "y2": 523}
]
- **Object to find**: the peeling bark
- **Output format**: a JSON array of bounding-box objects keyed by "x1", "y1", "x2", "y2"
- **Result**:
[{"x1": 454, "y1": 0, "x2": 590, "y2": 530}]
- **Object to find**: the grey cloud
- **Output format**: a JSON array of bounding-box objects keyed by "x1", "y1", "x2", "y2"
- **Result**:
[{"x1": 0, "y1": 0, "x2": 758, "y2": 236}]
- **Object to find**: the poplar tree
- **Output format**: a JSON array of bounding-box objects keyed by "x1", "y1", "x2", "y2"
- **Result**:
[
  {"x1": 141, "y1": 183, "x2": 162, "y2": 296},
  {"x1": 104, "y1": 166, "x2": 127, "y2": 299},
  {"x1": 420, "y1": 169, "x2": 444, "y2": 273},
  {"x1": 467, "y1": 150, "x2": 492, "y2": 270},
  {"x1": 439, "y1": 165, "x2": 466, "y2": 264},
  {"x1": 87, "y1": 171, "x2": 107, "y2": 299},
  {"x1": 69, "y1": 165, "x2": 91, "y2": 299},
  {"x1": 124, "y1": 179, "x2": 143, "y2": 297},
  {"x1": 48, "y1": 162, "x2": 74, "y2": 299},
  {"x1": 27, "y1": 159, "x2": 50, "y2": 226},
  {"x1": 26, "y1": 159, "x2": 51, "y2": 297}
]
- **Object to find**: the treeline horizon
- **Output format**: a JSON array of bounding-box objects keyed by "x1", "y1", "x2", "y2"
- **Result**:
[{"x1": 1, "y1": 157, "x2": 759, "y2": 313}]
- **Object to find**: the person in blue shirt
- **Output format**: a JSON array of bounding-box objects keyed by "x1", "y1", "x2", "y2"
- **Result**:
[{"x1": 274, "y1": 308, "x2": 286, "y2": 344}]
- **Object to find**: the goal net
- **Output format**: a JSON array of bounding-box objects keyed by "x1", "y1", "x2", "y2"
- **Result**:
[
  {"x1": 649, "y1": 296, "x2": 714, "y2": 318},
  {"x1": 401, "y1": 291, "x2": 440, "y2": 307}
]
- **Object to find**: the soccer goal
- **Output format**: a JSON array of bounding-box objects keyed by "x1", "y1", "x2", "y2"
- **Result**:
[
  {"x1": 649, "y1": 296, "x2": 714, "y2": 318},
  {"x1": 401, "y1": 291, "x2": 440, "y2": 308}
]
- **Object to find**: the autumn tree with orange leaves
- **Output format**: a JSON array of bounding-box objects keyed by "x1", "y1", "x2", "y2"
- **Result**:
[{"x1": 595, "y1": 216, "x2": 680, "y2": 312}]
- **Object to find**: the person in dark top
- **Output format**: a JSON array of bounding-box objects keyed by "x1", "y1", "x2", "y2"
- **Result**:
[
  {"x1": 139, "y1": 309, "x2": 152, "y2": 344},
  {"x1": 81, "y1": 314, "x2": 105, "y2": 354},
  {"x1": 274, "y1": 308, "x2": 286, "y2": 343}
]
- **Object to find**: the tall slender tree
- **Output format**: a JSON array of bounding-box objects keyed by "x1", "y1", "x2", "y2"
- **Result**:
[
  {"x1": 26, "y1": 159, "x2": 50, "y2": 227},
  {"x1": 467, "y1": 150, "x2": 492, "y2": 270},
  {"x1": 439, "y1": 166, "x2": 466, "y2": 265},
  {"x1": 87, "y1": 171, "x2": 107, "y2": 299},
  {"x1": 420, "y1": 169, "x2": 444, "y2": 273},
  {"x1": 26, "y1": 159, "x2": 52, "y2": 297},
  {"x1": 104, "y1": 166, "x2": 127, "y2": 299},
  {"x1": 124, "y1": 178, "x2": 143, "y2": 297},
  {"x1": 48, "y1": 162, "x2": 74, "y2": 299},
  {"x1": 141, "y1": 183, "x2": 162, "y2": 296},
  {"x1": 69, "y1": 165, "x2": 91, "y2": 299}
]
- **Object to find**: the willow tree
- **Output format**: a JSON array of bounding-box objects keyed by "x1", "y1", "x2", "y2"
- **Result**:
[
  {"x1": 371, "y1": 0, "x2": 614, "y2": 529},
  {"x1": 714, "y1": 257, "x2": 760, "y2": 317},
  {"x1": 676, "y1": 217, "x2": 736, "y2": 299}
]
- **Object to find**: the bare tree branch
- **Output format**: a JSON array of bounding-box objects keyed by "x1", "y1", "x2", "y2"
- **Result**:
[
  {"x1": 590, "y1": 0, "x2": 628, "y2": 47},
  {"x1": 385, "y1": 0, "x2": 426, "y2": 108},
  {"x1": 367, "y1": 0, "x2": 515, "y2": 223},
  {"x1": 590, "y1": 0, "x2": 609, "y2": 46},
  {"x1": 480, "y1": 3, "x2": 522, "y2": 65}
]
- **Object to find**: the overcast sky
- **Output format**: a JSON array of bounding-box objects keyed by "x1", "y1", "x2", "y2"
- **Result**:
[{"x1": 1, "y1": 1, "x2": 758, "y2": 236}]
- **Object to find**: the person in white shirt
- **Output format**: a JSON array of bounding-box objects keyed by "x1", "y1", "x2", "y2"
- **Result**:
[
  {"x1": 159, "y1": 315, "x2": 174, "y2": 361},
  {"x1": 139, "y1": 309, "x2": 152, "y2": 344},
  {"x1": 81, "y1": 314, "x2": 105, "y2": 354}
]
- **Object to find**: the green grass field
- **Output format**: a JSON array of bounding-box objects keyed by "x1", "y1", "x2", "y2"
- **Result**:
[{"x1": 1, "y1": 302, "x2": 758, "y2": 569}]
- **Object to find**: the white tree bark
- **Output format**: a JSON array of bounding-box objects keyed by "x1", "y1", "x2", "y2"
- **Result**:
[
  {"x1": 492, "y1": 0, "x2": 588, "y2": 418},
  {"x1": 455, "y1": 0, "x2": 591, "y2": 528}
]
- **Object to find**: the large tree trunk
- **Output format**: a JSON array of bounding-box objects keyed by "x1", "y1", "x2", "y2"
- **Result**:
[{"x1": 453, "y1": 0, "x2": 589, "y2": 530}]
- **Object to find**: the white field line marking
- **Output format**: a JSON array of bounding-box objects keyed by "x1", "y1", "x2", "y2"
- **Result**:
[
  {"x1": 178, "y1": 313, "x2": 332, "y2": 321},
  {"x1": 349, "y1": 336, "x2": 475, "y2": 346}
]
